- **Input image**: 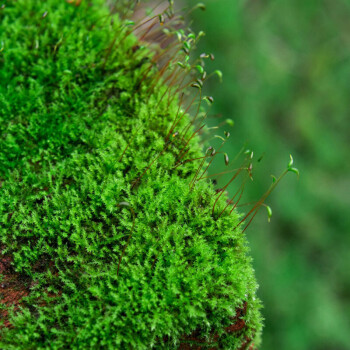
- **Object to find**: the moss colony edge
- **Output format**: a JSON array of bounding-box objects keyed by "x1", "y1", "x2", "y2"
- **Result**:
[{"x1": 0, "y1": 0, "x2": 273, "y2": 348}]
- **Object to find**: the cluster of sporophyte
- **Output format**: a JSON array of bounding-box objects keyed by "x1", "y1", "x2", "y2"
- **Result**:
[{"x1": 0, "y1": 0, "x2": 298, "y2": 349}]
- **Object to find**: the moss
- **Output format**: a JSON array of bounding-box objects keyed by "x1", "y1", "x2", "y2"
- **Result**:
[{"x1": 0, "y1": 0, "x2": 262, "y2": 348}]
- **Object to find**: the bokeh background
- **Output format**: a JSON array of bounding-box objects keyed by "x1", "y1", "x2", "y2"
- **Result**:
[{"x1": 188, "y1": 1, "x2": 350, "y2": 349}]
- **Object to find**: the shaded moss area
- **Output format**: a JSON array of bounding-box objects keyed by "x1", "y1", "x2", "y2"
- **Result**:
[{"x1": 0, "y1": 1, "x2": 262, "y2": 348}]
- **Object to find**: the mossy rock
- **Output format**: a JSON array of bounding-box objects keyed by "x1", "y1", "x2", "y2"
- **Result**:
[{"x1": 0, "y1": 1, "x2": 262, "y2": 348}]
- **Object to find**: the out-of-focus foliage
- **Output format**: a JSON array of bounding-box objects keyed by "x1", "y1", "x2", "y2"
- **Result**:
[{"x1": 190, "y1": 0, "x2": 350, "y2": 349}]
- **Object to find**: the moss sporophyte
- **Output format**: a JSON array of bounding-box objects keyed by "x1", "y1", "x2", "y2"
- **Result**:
[{"x1": 0, "y1": 1, "x2": 298, "y2": 349}]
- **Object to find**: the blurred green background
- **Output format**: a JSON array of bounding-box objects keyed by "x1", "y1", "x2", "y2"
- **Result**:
[{"x1": 189, "y1": 0, "x2": 350, "y2": 349}]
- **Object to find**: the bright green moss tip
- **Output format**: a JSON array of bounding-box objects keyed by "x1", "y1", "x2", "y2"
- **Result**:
[{"x1": 0, "y1": 0, "x2": 262, "y2": 349}]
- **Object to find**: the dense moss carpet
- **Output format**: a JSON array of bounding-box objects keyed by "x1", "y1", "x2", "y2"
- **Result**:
[{"x1": 0, "y1": 1, "x2": 262, "y2": 348}]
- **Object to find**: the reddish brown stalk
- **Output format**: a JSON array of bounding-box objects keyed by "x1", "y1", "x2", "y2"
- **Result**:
[
  {"x1": 180, "y1": 89, "x2": 203, "y2": 142},
  {"x1": 133, "y1": 6, "x2": 182, "y2": 44},
  {"x1": 103, "y1": 26, "x2": 126, "y2": 68},
  {"x1": 199, "y1": 168, "x2": 243, "y2": 181},
  {"x1": 148, "y1": 48, "x2": 184, "y2": 93},
  {"x1": 132, "y1": 12, "x2": 168, "y2": 33},
  {"x1": 173, "y1": 77, "x2": 200, "y2": 95},
  {"x1": 218, "y1": 176, "x2": 248, "y2": 219},
  {"x1": 139, "y1": 15, "x2": 183, "y2": 45},
  {"x1": 166, "y1": 66, "x2": 192, "y2": 107},
  {"x1": 198, "y1": 130, "x2": 220, "y2": 145},
  {"x1": 177, "y1": 123, "x2": 206, "y2": 162},
  {"x1": 234, "y1": 169, "x2": 289, "y2": 232},
  {"x1": 107, "y1": 10, "x2": 163, "y2": 66},
  {"x1": 235, "y1": 201, "x2": 270, "y2": 209},
  {"x1": 189, "y1": 156, "x2": 207, "y2": 190},
  {"x1": 176, "y1": 146, "x2": 190, "y2": 164},
  {"x1": 241, "y1": 206, "x2": 261, "y2": 234},
  {"x1": 163, "y1": 60, "x2": 190, "y2": 88},
  {"x1": 154, "y1": 66, "x2": 183, "y2": 111},
  {"x1": 139, "y1": 21, "x2": 166, "y2": 44},
  {"x1": 165, "y1": 91, "x2": 199, "y2": 142},
  {"x1": 196, "y1": 140, "x2": 228, "y2": 184},
  {"x1": 166, "y1": 70, "x2": 184, "y2": 104},
  {"x1": 148, "y1": 0, "x2": 168, "y2": 16},
  {"x1": 173, "y1": 153, "x2": 216, "y2": 169},
  {"x1": 166, "y1": 58, "x2": 203, "y2": 98},
  {"x1": 139, "y1": 21, "x2": 157, "y2": 41},
  {"x1": 160, "y1": 68, "x2": 189, "y2": 110},
  {"x1": 212, "y1": 166, "x2": 247, "y2": 217},
  {"x1": 104, "y1": 10, "x2": 157, "y2": 68},
  {"x1": 163, "y1": 67, "x2": 183, "y2": 92},
  {"x1": 176, "y1": 111, "x2": 208, "y2": 157},
  {"x1": 198, "y1": 146, "x2": 246, "y2": 184},
  {"x1": 230, "y1": 184, "x2": 246, "y2": 213},
  {"x1": 165, "y1": 93, "x2": 184, "y2": 142},
  {"x1": 151, "y1": 257, "x2": 157, "y2": 269},
  {"x1": 161, "y1": 64, "x2": 191, "y2": 108},
  {"x1": 136, "y1": 40, "x2": 181, "y2": 90},
  {"x1": 194, "y1": 153, "x2": 217, "y2": 186}
]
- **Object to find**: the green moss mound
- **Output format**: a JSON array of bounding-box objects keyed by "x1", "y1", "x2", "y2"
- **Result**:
[{"x1": 0, "y1": 0, "x2": 262, "y2": 348}]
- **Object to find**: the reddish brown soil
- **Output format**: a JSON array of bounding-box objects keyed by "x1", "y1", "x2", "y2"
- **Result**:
[
  {"x1": 0, "y1": 250, "x2": 30, "y2": 329},
  {"x1": 0, "y1": 249, "x2": 255, "y2": 348},
  {"x1": 175, "y1": 302, "x2": 255, "y2": 349}
]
